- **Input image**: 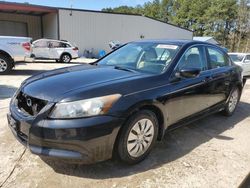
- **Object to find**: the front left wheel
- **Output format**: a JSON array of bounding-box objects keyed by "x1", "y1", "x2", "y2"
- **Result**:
[{"x1": 117, "y1": 110, "x2": 158, "y2": 164}]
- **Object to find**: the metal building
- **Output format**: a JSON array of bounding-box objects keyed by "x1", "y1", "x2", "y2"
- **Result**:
[
  {"x1": 0, "y1": 1, "x2": 193, "y2": 54},
  {"x1": 193, "y1": 37, "x2": 220, "y2": 45}
]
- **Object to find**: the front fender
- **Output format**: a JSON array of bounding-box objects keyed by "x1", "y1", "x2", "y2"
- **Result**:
[{"x1": 116, "y1": 99, "x2": 166, "y2": 140}]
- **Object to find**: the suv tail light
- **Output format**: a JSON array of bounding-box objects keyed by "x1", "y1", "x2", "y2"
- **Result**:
[
  {"x1": 73, "y1": 47, "x2": 78, "y2": 51},
  {"x1": 22, "y1": 42, "x2": 31, "y2": 51}
]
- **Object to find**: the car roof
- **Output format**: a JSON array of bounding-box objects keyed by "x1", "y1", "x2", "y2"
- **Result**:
[
  {"x1": 132, "y1": 39, "x2": 218, "y2": 46},
  {"x1": 34, "y1": 38, "x2": 70, "y2": 44}
]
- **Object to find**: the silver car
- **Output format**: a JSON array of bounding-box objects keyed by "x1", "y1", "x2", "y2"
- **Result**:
[
  {"x1": 228, "y1": 53, "x2": 250, "y2": 78},
  {"x1": 31, "y1": 39, "x2": 79, "y2": 63}
]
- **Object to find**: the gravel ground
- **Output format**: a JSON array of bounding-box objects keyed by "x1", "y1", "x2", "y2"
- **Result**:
[{"x1": 0, "y1": 62, "x2": 250, "y2": 188}]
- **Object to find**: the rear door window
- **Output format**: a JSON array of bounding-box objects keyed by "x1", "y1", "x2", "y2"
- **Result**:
[
  {"x1": 207, "y1": 47, "x2": 228, "y2": 69},
  {"x1": 48, "y1": 41, "x2": 61, "y2": 48}
]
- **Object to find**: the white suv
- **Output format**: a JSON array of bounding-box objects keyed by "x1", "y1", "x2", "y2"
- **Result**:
[
  {"x1": 228, "y1": 53, "x2": 250, "y2": 78},
  {"x1": 31, "y1": 39, "x2": 79, "y2": 63}
]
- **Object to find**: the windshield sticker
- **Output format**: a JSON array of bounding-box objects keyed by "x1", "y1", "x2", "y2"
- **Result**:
[{"x1": 156, "y1": 44, "x2": 178, "y2": 49}]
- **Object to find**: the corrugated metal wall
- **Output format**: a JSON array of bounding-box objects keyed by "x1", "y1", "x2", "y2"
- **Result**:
[
  {"x1": 59, "y1": 9, "x2": 193, "y2": 55},
  {"x1": 0, "y1": 20, "x2": 28, "y2": 36},
  {"x1": 0, "y1": 12, "x2": 41, "y2": 40},
  {"x1": 42, "y1": 13, "x2": 58, "y2": 40}
]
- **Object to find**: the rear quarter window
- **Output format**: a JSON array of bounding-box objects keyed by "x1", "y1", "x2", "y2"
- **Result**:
[{"x1": 60, "y1": 43, "x2": 71, "y2": 48}]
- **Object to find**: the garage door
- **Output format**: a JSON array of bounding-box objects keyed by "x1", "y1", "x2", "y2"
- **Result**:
[{"x1": 0, "y1": 20, "x2": 28, "y2": 37}]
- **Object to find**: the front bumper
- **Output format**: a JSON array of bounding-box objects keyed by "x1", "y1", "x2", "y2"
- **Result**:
[{"x1": 7, "y1": 104, "x2": 123, "y2": 164}]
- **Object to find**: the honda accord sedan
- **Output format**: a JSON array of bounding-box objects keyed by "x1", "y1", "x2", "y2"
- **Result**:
[{"x1": 8, "y1": 40, "x2": 243, "y2": 164}]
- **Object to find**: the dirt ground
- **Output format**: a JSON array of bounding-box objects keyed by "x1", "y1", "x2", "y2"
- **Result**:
[{"x1": 0, "y1": 62, "x2": 250, "y2": 188}]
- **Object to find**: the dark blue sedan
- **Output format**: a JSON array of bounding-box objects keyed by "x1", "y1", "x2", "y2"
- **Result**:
[{"x1": 8, "y1": 40, "x2": 243, "y2": 164}]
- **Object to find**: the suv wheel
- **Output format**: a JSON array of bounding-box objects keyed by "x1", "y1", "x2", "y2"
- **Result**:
[
  {"x1": 222, "y1": 87, "x2": 240, "y2": 116},
  {"x1": 117, "y1": 110, "x2": 158, "y2": 164},
  {"x1": 60, "y1": 54, "x2": 71, "y2": 63},
  {"x1": 0, "y1": 55, "x2": 13, "y2": 74}
]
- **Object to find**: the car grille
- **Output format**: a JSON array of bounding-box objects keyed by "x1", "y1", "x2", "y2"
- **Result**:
[{"x1": 16, "y1": 92, "x2": 48, "y2": 116}]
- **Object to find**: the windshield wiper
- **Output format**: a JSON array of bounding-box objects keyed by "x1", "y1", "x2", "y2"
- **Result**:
[
  {"x1": 114, "y1": 66, "x2": 137, "y2": 73},
  {"x1": 90, "y1": 61, "x2": 98, "y2": 65}
]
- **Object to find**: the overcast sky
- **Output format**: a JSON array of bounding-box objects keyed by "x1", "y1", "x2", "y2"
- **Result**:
[{"x1": 4, "y1": 0, "x2": 152, "y2": 10}]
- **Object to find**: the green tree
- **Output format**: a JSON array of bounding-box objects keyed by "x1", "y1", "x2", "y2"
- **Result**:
[
  {"x1": 204, "y1": 0, "x2": 237, "y2": 47},
  {"x1": 143, "y1": 0, "x2": 162, "y2": 20},
  {"x1": 102, "y1": 0, "x2": 166, "y2": 21},
  {"x1": 102, "y1": 6, "x2": 142, "y2": 14},
  {"x1": 234, "y1": 0, "x2": 250, "y2": 51},
  {"x1": 170, "y1": 0, "x2": 211, "y2": 36}
]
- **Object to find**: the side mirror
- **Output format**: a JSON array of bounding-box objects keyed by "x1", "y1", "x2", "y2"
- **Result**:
[
  {"x1": 244, "y1": 59, "x2": 250, "y2": 63},
  {"x1": 176, "y1": 68, "x2": 201, "y2": 78}
]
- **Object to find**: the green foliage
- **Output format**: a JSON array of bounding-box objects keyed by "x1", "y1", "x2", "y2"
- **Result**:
[
  {"x1": 102, "y1": 5, "x2": 142, "y2": 14},
  {"x1": 102, "y1": 0, "x2": 250, "y2": 52}
]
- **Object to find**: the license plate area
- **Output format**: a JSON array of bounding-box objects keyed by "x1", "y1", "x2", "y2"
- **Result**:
[
  {"x1": 8, "y1": 114, "x2": 28, "y2": 144},
  {"x1": 8, "y1": 115, "x2": 20, "y2": 132}
]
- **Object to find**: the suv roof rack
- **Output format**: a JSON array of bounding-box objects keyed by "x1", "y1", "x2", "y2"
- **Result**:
[{"x1": 60, "y1": 39, "x2": 68, "y2": 42}]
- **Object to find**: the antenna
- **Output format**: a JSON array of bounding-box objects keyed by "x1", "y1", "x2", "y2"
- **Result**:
[{"x1": 69, "y1": 0, "x2": 73, "y2": 16}]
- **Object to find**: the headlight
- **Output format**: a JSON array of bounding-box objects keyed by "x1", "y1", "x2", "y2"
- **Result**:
[{"x1": 49, "y1": 94, "x2": 121, "y2": 119}]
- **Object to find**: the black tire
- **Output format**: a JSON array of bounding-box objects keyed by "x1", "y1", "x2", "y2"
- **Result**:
[
  {"x1": 117, "y1": 110, "x2": 158, "y2": 164},
  {"x1": 60, "y1": 54, "x2": 71, "y2": 63},
  {"x1": 0, "y1": 54, "x2": 13, "y2": 75},
  {"x1": 222, "y1": 87, "x2": 240, "y2": 116},
  {"x1": 55, "y1": 59, "x2": 60, "y2": 63}
]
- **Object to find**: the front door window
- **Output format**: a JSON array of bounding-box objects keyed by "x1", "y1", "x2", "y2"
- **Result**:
[{"x1": 176, "y1": 46, "x2": 207, "y2": 72}]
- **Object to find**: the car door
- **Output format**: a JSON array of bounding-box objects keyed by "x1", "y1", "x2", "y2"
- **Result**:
[
  {"x1": 205, "y1": 46, "x2": 231, "y2": 105},
  {"x1": 32, "y1": 40, "x2": 50, "y2": 58},
  {"x1": 165, "y1": 45, "x2": 213, "y2": 125},
  {"x1": 242, "y1": 55, "x2": 250, "y2": 77},
  {"x1": 48, "y1": 41, "x2": 62, "y2": 59}
]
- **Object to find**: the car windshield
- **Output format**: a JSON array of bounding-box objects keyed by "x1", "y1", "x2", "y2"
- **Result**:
[
  {"x1": 229, "y1": 54, "x2": 245, "y2": 62},
  {"x1": 98, "y1": 42, "x2": 180, "y2": 74}
]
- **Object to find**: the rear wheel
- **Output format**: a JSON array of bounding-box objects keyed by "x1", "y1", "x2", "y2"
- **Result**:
[
  {"x1": 0, "y1": 54, "x2": 13, "y2": 74},
  {"x1": 60, "y1": 54, "x2": 71, "y2": 63},
  {"x1": 117, "y1": 110, "x2": 158, "y2": 164},
  {"x1": 222, "y1": 87, "x2": 240, "y2": 116}
]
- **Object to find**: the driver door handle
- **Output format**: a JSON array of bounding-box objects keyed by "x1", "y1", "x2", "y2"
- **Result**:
[{"x1": 203, "y1": 76, "x2": 213, "y2": 83}]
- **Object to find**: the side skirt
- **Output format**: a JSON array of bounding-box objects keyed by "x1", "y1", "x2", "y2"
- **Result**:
[{"x1": 166, "y1": 102, "x2": 225, "y2": 133}]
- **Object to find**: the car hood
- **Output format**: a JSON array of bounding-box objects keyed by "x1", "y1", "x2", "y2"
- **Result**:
[{"x1": 22, "y1": 64, "x2": 143, "y2": 102}]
